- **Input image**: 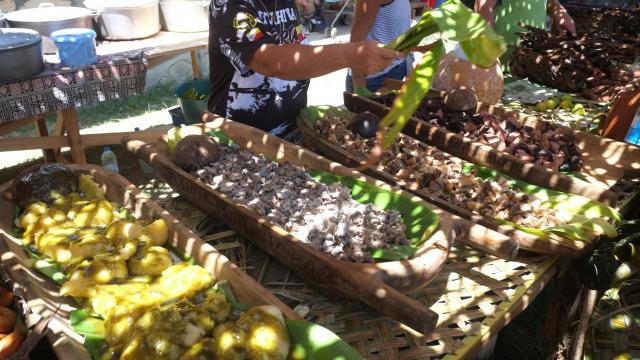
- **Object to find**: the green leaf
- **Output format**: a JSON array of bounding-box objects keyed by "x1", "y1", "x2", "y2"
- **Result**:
[
  {"x1": 309, "y1": 169, "x2": 440, "y2": 261},
  {"x1": 371, "y1": 245, "x2": 418, "y2": 261},
  {"x1": 379, "y1": 41, "x2": 446, "y2": 149},
  {"x1": 355, "y1": 86, "x2": 373, "y2": 98},
  {"x1": 70, "y1": 309, "x2": 106, "y2": 338},
  {"x1": 215, "y1": 280, "x2": 251, "y2": 312},
  {"x1": 23, "y1": 246, "x2": 67, "y2": 284},
  {"x1": 378, "y1": 0, "x2": 506, "y2": 149},
  {"x1": 285, "y1": 319, "x2": 363, "y2": 360}
]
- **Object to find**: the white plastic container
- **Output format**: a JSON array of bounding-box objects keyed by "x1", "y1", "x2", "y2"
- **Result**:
[
  {"x1": 160, "y1": 0, "x2": 210, "y2": 33},
  {"x1": 101, "y1": 146, "x2": 119, "y2": 173}
]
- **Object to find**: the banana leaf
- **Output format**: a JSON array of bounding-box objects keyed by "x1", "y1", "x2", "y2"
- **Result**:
[
  {"x1": 301, "y1": 105, "x2": 615, "y2": 243},
  {"x1": 373, "y1": 0, "x2": 506, "y2": 151},
  {"x1": 463, "y1": 163, "x2": 619, "y2": 241},
  {"x1": 309, "y1": 169, "x2": 440, "y2": 261}
]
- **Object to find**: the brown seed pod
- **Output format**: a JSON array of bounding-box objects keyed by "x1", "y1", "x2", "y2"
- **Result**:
[{"x1": 172, "y1": 135, "x2": 220, "y2": 172}]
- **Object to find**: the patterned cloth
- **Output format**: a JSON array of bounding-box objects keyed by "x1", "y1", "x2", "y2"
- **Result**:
[{"x1": 0, "y1": 51, "x2": 147, "y2": 124}]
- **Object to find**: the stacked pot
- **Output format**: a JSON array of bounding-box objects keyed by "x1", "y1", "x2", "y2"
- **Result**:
[{"x1": 160, "y1": 0, "x2": 210, "y2": 32}]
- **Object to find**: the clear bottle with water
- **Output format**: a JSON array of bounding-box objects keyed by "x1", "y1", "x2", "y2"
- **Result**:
[
  {"x1": 101, "y1": 146, "x2": 119, "y2": 173},
  {"x1": 135, "y1": 127, "x2": 155, "y2": 174}
]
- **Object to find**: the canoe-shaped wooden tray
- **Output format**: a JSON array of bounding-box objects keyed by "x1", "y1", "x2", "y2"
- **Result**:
[
  {"x1": 0, "y1": 164, "x2": 299, "y2": 360},
  {"x1": 343, "y1": 90, "x2": 636, "y2": 206},
  {"x1": 124, "y1": 116, "x2": 520, "y2": 334},
  {"x1": 297, "y1": 106, "x2": 597, "y2": 257}
]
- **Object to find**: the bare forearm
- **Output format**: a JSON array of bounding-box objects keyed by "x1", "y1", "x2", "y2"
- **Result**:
[
  {"x1": 351, "y1": 0, "x2": 381, "y2": 43},
  {"x1": 250, "y1": 43, "x2": 355, "y2": 80},
  {"x1": 474, "y1": 0, "x2": 498, "y2": 27}
]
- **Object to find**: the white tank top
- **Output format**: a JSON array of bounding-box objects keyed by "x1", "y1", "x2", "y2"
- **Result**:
[{"x1": 350, "y1": 0, "x2": 412, "y2": 78}]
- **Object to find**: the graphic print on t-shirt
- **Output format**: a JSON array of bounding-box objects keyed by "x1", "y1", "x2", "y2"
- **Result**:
[{"x1": 209, "y1": 0, "x2": 309, "y2": 136}]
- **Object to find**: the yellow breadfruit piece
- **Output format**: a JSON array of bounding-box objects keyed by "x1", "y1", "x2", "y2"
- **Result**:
[
  {"x1": 128, "y1": 246, "x2": 173, "y2": 276},
  {"x1": 142, "y1": 219, "x2": 169, "y2": 246},
  {"x1": 105, "y1": 220, "x2": 143, "y2": 244},
  {"x1": 79, "y1": 175, "x2": 106, "y2": 201}
]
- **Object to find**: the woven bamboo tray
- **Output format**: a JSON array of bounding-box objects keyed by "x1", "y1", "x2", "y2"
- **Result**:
[
  {"x1": 125, "y1": 118, "x2": 464, "y2": 334},
  {"x1": 297, "y1": 108, "x2": 591, "y2": 257},
  {"x1": 148, "y1": 185, "x2": 560, "y2": 360},
  {"x1": 0, "y1": 165, "x2": 298, "y2": 360},
  {"x1": 343, "y1": 90, "x2": 635, "y2": 205}
]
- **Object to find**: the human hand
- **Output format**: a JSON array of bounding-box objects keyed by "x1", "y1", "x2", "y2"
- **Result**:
[
  {"x1": 349, "y1": 41, "x2": 405, "y2": 76},
  {"x1": 352, "y1": 75, "x2": 367, "y2": 92},
  {"x1": 549, "y1": 2, "x2": 576, "y2": 36}
]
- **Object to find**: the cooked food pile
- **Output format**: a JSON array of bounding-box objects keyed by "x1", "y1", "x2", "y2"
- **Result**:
[
  {"x1": 193, "y1": 144, "x2": 409, "y2": 263},
  {"x1": 15, "y1": 164, "x2": 290, "y2": 360},
  {"x1": 371, "y1": 94, "x2": 583, "y2": 172},
  {"x1": 316, "y1": 112, "x2": 567, "y2": 229}
]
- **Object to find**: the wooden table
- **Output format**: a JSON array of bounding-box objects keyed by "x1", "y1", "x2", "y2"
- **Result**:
[{"x1": 0, "y1": 31, "x2": 209, "y2": 164}]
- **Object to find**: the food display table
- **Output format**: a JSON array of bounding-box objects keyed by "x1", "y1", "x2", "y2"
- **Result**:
[
  {"x1": 150, "y1": 186, "x2": 559, "y2": 359},
  {"x1": 0, "y1": 31, "x2": 208, "y2": 164}
]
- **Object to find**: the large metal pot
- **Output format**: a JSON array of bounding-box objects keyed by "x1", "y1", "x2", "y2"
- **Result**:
[
  {"x1": 84, "y1": 0, "x2": 160, "y2": 40},
  {"x1": 160, "y1": 0, "x2": 210, "y2": 32},
  {"x1": 0, "y1": 28, "x2": 44, "y2": 82},
  {"x1": 5, "y1": 4, "x2": 95, "y2": 54}
]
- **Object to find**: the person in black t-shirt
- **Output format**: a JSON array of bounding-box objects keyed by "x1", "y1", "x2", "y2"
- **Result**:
[{"x1": 208, "y1": 0, "x2": 404, "y2": 138}]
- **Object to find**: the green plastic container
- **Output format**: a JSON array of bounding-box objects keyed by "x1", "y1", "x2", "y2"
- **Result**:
[{"x1": 176, "y1": 79, "x2": 211, "y2": 125}]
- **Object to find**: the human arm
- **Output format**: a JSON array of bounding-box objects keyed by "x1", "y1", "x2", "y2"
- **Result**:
[
  {"x1": 249, "y1": 41, "x2": 405, "y2": 81},
  {"x1": 474, "y1": 0, "x2": 498, "y2": 27},
  {"x1": 547, "y1": 0, "x2": 576, "y2": 36},
  {"x1": 349, "y1": 0, "x2": 386, "y2": 89}
]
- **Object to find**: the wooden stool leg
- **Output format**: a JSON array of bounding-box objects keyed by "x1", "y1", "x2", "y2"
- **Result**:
[
  {"x1": 35, "y1": 117, "x2": 56, "y2": 162},
  {"x1": 190, "y1": 50, "x2": 201, "y2": 80},
  {"x1": 60, "y1": 108, "x2": 87, "y2": 164}
]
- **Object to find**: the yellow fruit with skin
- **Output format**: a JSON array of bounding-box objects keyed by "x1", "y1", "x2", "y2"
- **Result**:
[
  {"x1": 572, "y1": 103, "x2": 586, "y2": 116},
  {"x1": 560, "y1": 99, "x2": 572, "y2": 110},
  {"x1": 142, "y1": 219, "x2": 169, "y2": 246},
  {"x1": 535, "y1": 101, "x2": 548, "y2": 112},
  {"x1": 561, "y1": 94, "x2": 573, "y2": 102},
  {"x1": 547, "y1": 97, "x2": 559, "y2": 108}
]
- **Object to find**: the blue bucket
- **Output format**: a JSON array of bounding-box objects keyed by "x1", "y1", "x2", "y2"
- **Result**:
[{"x1": 51, "y1": 28, "x2": 97, "y2": 67}]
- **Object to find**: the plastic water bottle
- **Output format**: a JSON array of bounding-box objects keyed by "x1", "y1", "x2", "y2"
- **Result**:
[
  {"x1": 135, "y1": 127, "x2": 155, "y2": 174},
  {"x1": 624, "y1": 105, "x2": 640, "y2": 145},
  {"x1": 101, "y1": 146, "x2": 119, "y2": 173}
]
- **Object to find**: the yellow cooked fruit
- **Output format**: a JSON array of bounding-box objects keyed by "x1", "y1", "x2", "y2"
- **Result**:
[
  {"x1": 37, "y1": 234, "x2": 71, "y2": 264},
  {"x1": 142, "y1": 219, "x2": 169, "y2": 246},
  {"x1": 105, "y1": 220, "x2": 143, "y2": 244},
  {"x1": 69, "y1": 234, "x2": 113, "y2": 263},
  {"x1": 79, "y1": 175, "x2": 106, "y2": 201},
  {"x1": 128, "y1": 246, "x2": 173, "y2": 276},
  {"x1": 61, "y1": 268, "x2": 96, "y2": 298}
]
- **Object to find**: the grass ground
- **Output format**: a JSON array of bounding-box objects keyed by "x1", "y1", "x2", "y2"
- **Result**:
[{"x1": 5, "y1": 85, "x2": 178, "y2": 139}]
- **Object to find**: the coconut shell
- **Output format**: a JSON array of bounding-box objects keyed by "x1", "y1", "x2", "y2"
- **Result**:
[
  {"x1": 11, "y1": 163, "x2": 78, "y2": 207},
  {"x1": 432, "y1": 51, "x2": 504, "y2": 105},
  {"x1": 444, "y1": 87, "x2": 478, "y2": 112},
  {"x1": 172, "y1": 135, "x2": 220, "y2": 172}
]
